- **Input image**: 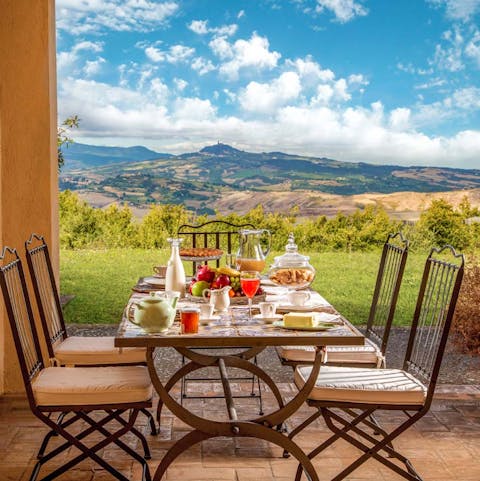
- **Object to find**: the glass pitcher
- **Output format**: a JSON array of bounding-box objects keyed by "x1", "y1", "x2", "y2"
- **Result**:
[{"x1": 236, "y1": 229, "x2": 271, "y2": 273}]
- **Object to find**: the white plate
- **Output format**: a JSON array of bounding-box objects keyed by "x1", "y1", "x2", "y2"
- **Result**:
[
  {"x1": 276, "y1": 303, "x2": 330, "y2": 311},
  {"x1": 143, "y1": 276, "x2": 166, "y2": 286},
  {"x1": 253, "y1": 313, "x2": 283, "y2": 324}
]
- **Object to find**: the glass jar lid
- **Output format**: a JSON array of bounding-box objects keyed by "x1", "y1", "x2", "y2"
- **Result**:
[{"x1": 272, "y1": 233, "x2": 311, "y2": 268}]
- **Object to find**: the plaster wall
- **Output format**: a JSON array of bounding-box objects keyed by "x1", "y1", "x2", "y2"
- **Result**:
[{"x1": 0, "y1": 0, "x2": 58, "y2": 393}]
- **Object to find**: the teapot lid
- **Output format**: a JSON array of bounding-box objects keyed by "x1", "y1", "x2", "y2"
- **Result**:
[{"x1": 272, "y1": 233, "x2": 311, "y2": 268}]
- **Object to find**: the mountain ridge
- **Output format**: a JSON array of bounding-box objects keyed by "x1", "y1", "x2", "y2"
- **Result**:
[{"x1": 60, "y1": 142, "x2": 480, "y2": 216}]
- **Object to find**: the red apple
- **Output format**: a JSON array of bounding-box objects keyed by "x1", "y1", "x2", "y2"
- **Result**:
[
  {"x1": 196, "y1": 265, "x2": 215, "y2": 283},
  {"x1": 216, "y1": 274, "x2": 231, "y2": 288}
]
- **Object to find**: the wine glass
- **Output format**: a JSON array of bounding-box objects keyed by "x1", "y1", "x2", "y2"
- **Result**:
[{"x1": 240, "y1": 270, "x2": 261, "y2": 320}]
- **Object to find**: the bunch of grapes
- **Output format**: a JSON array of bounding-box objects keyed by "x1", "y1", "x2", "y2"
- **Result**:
[{"x1": 229, "y1": 275, "x2": 242, "y2": 295}]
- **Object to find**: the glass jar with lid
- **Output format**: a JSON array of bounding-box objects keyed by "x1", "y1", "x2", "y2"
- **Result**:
[{"x1": 268, "y1": 233, "x2": 316, "y2": 289}]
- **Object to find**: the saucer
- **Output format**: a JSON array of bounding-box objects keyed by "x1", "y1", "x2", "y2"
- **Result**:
[
  {"x1": 253, "y1": 313, "x2": 283, "y2": 324},
  {"x1": 143, "y1": 276, "x2": 165, "y2": 287}
]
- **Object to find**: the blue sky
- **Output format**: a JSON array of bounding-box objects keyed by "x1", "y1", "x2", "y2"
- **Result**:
[{"x1": 56, "y1": 0, "x2": 480, "y2": 167}]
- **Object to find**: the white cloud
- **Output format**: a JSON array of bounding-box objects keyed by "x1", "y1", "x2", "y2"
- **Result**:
[
  {"x1": 83, "y1": 57, "x2": 105, "y2": 76},
  {"x1": 465, "y1": 30, "x2": 480, "y2": 66},
  {"x1": 168, "y1": 45, "x2": 195, "y2": 63},
  {"x1": 145, "y1": 47, "x2": 165, "y2": 63},
  {"x1": 431, "y1": 27, "x2": 465, "y2": 71},
  {"x1": 173, "y1": 97, "x2": 217, "y2": 121},
  {"x1": 173, "y1": 78, "x2": 188, "y2": 91},
  {"x1": 239, "y1": 72, "x2": 302, "y2": 114},
  {"x1": 315, "y1": 0, "x2": 368, "y2": 23},
  {"x1": 238, "y1": 10, "x2": 245, "y2": 19},
  {"x1": 411, "y1": 86, "x2": 480, "y2": 128},
  {"x1": 389, "y1": 108, "x2": 411, "y2": 131},
  {"x1": 210, "y1": 33, "x2": 281, "y2": 80},
  {"x1": 429, "y1": 25, "x2": 480, "y2": 72},
  {"x1": 59, "y1": 74, "x2": 480, "y2": 167},
  {"x1": 452, "y1": 87, "x2": 480, "y2": 109},
  {"x1": 414, "y1": 78, "x2": 447, "y2": 90},
  {"x1": 56, "y1": 0, "x2": 178, "y2": 34},
  {"x1": 188, "y1": 19, "x2": 237, "y2": 37},
  {"x1": 428, "y1": 0, "x2": 480, "y2": 22},
  {"x1": 57, "y1": 40, "x2": 104, "y2": 74},
  {"x1": 191, "y1": 57, "x2": 216, "y2": 75},
  {"x1": 149, "y1": 78, "x2": 169, "y2": 103},
  {"x1": 348, "y1": 73, "x2": 368, "y2": 86},
  {"x1": 145, "y1": 44, "x2": 195, "y2": 63},
  {"x1": 188, "y1": 20, "x2": 208, "y2": 35},
  {"x1": 287, "y1": 56, "x2": 335, "y2": 84},
  {"x1": 397, "y1": 63, "x2": 434, "y2": 75}
]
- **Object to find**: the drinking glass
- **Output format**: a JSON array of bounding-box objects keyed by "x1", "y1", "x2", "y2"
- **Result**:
[{"x1": 240, "y1": 270, "x2": 261, "y2": 320}]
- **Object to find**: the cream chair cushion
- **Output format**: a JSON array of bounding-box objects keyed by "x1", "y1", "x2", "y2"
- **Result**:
[
  {"x1": 54, "y1": 336, "x2": 146, "y2": 366},
  {"x1": 280, "y1": 338, "x2": 381, "y2": 365},
  {"x1": 32, "y1": 366, "x2": 153, "y2": 406},
  {"x1": 295, "y1": 365, "x2": 427, "y2": 405}
]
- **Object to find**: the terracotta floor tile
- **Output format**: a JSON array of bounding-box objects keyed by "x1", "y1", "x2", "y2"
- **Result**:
[{"x1": 0, "y1": 383, "x2": 479, "y2": 481}]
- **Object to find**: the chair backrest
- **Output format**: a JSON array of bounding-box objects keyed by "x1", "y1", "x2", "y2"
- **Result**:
[
  {"x1": 0, "y1": 246, "x2": 44, "y2": 407},
  {"x1": 25, "y1": 234, "x2": 67, "y2": 359},
  {"x1": 178, "y1": 220, "x2": 256, "y2": 252},
  {"x1": 403, "y1": 245, "x2": 464, "y2": 406},
  {"x1": 178, "y1": 220, "x2": 256, "y2": 272},
  {"x1": 365, "y1": 232, "x2": 409, "y2": 354}
]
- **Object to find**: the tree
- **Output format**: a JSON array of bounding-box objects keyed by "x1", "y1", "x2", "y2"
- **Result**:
[
  {"x1": 57, "y1": 115, "x2": 80, "y2": 171},
  {"x1": 417, "y1": 199, "x2": 470, "y2": 249}
]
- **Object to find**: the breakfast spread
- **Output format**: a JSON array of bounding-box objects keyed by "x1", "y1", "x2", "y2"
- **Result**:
[
  {"x1": 179, "y1": 247, "x2": 223, "y2": 258},
  {"x1": 269, "y1": 268, "x2": 315, "y2": 286}
]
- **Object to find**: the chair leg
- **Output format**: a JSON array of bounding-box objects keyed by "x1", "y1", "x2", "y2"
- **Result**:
[
  {"x1": 140, "y1": 407, "x2": 158, "y2": 436},
  {"x1": 283, "y1": 410, "x2": 322, "y2": 458},
  {"x1": 32, "y1": 408, "x2": 151, "y2": 481},
  {"x1": 253, "y1": 356, "x2": 264, "y2": 415},
  {"x1": 37, "y1": 412, "x2": 73, "y2": 459},
  {"x1": 296, "y1": 407, "x2": 425, "y2": 481}
]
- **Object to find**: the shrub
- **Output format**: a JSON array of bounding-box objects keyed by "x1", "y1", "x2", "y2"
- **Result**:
[{"x1": 453, "y1": 261, "x2": 480, "y2": 354}]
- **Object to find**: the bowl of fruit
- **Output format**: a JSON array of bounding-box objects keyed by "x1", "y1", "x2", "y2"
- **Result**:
[{"x1": 187, "y1": 265, "x2": 266, "y2": 304}]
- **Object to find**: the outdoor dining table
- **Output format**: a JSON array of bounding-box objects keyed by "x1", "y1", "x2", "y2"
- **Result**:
[{"x1": 115, "y1": 284, "x2": 365, "y2": 481}]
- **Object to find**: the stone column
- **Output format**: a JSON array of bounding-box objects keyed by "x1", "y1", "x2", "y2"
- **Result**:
[{"x1": 0, "y1": 0, "x2": 58, "y2": 393}]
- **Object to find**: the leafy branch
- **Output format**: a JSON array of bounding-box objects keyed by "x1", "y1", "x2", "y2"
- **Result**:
[{"x1": 57, "y1": 115, "x2": 80, "y2": 171}]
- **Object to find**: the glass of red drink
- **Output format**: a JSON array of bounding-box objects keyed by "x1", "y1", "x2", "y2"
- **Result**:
[
  {"x1": 180, "y1": 307, "x2": 200, "y2": 334},
  {"x1": 240, "y1": 270, "x2": 261, "y2": 320}
]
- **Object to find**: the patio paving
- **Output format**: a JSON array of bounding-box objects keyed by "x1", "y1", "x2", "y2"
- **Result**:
[{"x1": 0, "y1": 380, "x2": 479, "y2": 481}]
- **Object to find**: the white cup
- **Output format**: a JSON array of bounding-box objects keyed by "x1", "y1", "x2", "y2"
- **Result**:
[
  {"x1": 287, "y1": 291, "x2": 311, "y2": 306},
  {"x1": 199, "y1": 303, "x2": 215, "y2": 319},
  {"x1": 259, "y1": 301, "x2": 277, "y2": 318}
]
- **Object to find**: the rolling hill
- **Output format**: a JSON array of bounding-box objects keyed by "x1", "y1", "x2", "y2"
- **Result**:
[{"x1": 60, "y1": 142, "x2": 480, "y2": 218}]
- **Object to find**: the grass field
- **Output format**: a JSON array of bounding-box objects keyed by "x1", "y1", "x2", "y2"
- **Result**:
[{"x1": 60, "y1": 249, "x2": 427, "y2": 326}]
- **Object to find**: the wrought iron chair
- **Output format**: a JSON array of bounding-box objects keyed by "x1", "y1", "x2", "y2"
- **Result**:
[
  {"x1": 292, "y1": 245, "x2": 464, "y2": 481},
  {"x1": 24, "y1": 233, "x2": 157, "y2": 435},
  {"x1": 177, "y1": 220, "x2": 263, "y2": 413},
  {"x1": 0, "y1": 246, "x2": 153, "y2": 481},
  {"x1": 178, "y1": 219, "x2": 255, "y2": 275},
  {"x1": 278, "y1": 232, "x2": 409, "y2": 368}
]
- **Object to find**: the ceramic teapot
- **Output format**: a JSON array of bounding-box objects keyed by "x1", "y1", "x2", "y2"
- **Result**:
[
  {"x1": 130, "y1": 293, "x2": 178, "y2": 333},
  {"x1": 202, "y1": 286, "x2": 231, "y2": 313}
]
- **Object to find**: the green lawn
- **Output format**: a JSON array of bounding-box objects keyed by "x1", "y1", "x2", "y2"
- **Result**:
[{"x1": 60, "y1": 249, "x2": 426, "y2": 326}]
